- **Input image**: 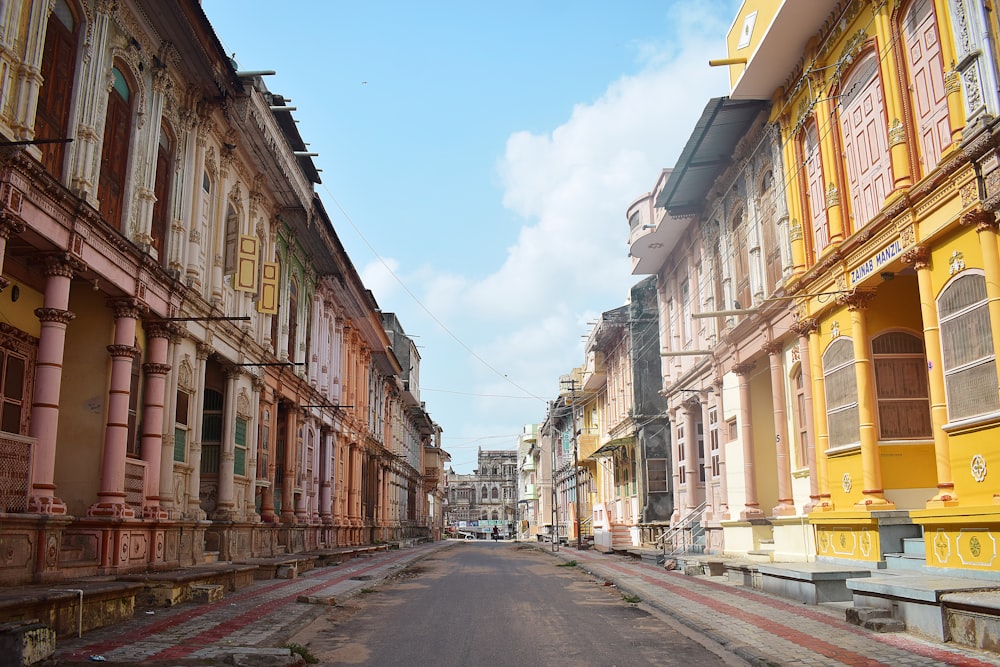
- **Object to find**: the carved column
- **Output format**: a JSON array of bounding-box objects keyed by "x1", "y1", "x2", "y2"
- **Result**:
[
  {"x1": 90, "y1": 299, "x2": 144, "y2": 517},
  {"x1": 734, "y1": 361, "x2": 765, "y2": 519},
  {"x1": 259, "y1": 395, "x2": 277, "y2": 523},
  {"x1": 139, "y1": 322, "x2": 174, "y2": 519},
  {"x1": 807, "y1": 323, "x2": 833, "y2": 509},
  {"x1": 791, "y1": 318, "x2": 820, "y2": 511},
  {"x1": 246, "y1": 375, "x2": 263, "y2": 521},
  {"x1": 841, "y1": 291, "x2": 893, "y2": 508},
  {"x1": 935, "y1": 0, "x2": 970, "y2": 141},
  {"x1": 872, "y1": 1, "x2": 912, "y2": 191},
  {"x1": 158, "y1": 327, "x2": 183, "y2": 518},
  {"x1": 712, "y1": 378, "x2": 729, "y2": 518},
  {"x1": 764, "y1": 341, "x2": 795, "y2": 516},
  {"x1": 814, "y1": 78, "x2": 845, "y2": 247},
  {"x1": 27, "y1": 257, "x2": 78, "y2": 514},
  {"x1": 320, "y1": 428, "x2": 333, "y2": 524},
  {"x1": 903, "y1": 245, "x2": 956, "y2": 506},
  {"x1": 681, "y1": 398, "x2": 700, "y2": 511},
  {"x1": 280, "y1": 404, "x2": 297, "y2": 523},
  {"x1": 187, "y1": 343, "x2": 210, "y2": 519},
  {"x1": 213, "y1": 365, "x2": 239, "y2": 519},
  {"x1": 69, "y1": 1, "x2": 112, "y2": 201}
]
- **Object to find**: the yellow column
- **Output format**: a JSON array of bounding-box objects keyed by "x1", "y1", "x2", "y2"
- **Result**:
[
  {"x1": 814, "y1": 91, "x2": 846, "y2": 245},
  {"x1": 903, "y1": 244, "x2": 956, "y2": 506},
  {"x1": 963, "y1": 209, "x2": 1000, "y2": 406},
  {"x1": 807, "y1": 322, "x2": 832, "y2": 510},
  {"x1": 931, "y1": 0, "x2": 965, "y2": 145},
  {"x1": 781, "y1": 114, "x2": 808, "y2": 277},
  {"x1": 844, "y1": 292, "x2": 893, "y2": 508},
  {"x1": 873, "y1": 0, "x2": 913, "y2": 191}
]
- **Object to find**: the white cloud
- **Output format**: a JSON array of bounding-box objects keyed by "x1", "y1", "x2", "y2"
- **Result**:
[{"x1": 411, "y1": 4, "x2": 736, "y2": 463}]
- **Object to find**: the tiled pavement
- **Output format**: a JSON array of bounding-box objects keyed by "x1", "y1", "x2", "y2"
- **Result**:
[
  {"x1": 541, "y1": 545, "x2": 1000, "y2": 667},
  {"x1": 52, "y1": 540, "x2": 1000, "y2": 665},
  {"x1": 55, "y1": 541, "x2": 456, "y2": 663}
]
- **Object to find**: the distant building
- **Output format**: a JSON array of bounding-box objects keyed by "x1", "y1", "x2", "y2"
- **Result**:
[{"x1": 445, "y1": 448, "x2": 517, "y2": 534}]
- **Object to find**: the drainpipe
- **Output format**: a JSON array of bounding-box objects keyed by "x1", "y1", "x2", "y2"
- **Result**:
[{"x1": 51, "y1": 589, "x2": 83, "y2": 637}]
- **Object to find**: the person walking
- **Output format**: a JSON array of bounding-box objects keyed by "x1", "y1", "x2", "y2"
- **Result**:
[{"x1": 492, "y1": 526, "x2": 500, "y2": 542}]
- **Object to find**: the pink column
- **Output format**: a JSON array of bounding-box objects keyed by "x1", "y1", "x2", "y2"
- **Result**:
[
  {"x1": 89, "y1": 299, "x2": 143, "y2": 518},
  {"x1": 765, "y1": 341, "x2": 796, "y2": 516},
  {"x1": 214, "y1": 366, "x2": 238, "y2": 519},
  {"x1": 682, "y1": 399, "x2": 700, "y2": 511},
  {"x1": 27, "y1": 257, "x2": 78, "y2": 514},
  {"x1": 140, "y1": 323, "x2": 173, "y2": 519},
  {"x1": 319, "y1": 428, "x2": 333, "y2": 524},
  {"x1": 734, "y1": 361, "x2": 765, "y2": 520},
  {"x1": 280, "y1": 405, "x2": 297, "y2": 523},
  {"x1": 712, "y1": 379, "x2": 729, "y2": 518}
]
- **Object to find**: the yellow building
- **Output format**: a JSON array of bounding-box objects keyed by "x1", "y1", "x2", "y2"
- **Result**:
[{"x1": 725, "y1": 0, "x2": 1000, "y2": 577}]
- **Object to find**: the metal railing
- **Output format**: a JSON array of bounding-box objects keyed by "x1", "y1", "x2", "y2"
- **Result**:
[{"x1": 655, "y1": 501, "x2": 707, "y2": 558}]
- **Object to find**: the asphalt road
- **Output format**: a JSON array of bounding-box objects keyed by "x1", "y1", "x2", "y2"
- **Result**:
[{"x1": 287, "y1": 541, "x2": 747, "y2": 666}]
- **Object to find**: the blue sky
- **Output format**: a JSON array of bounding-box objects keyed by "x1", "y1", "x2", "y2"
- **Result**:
[{"x1": 202, "y1": 0, "x2": 741, "y2": 473}]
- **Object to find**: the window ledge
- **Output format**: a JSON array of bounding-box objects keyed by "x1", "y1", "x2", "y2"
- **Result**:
[
  {"x1": 942, "y1": 411, "x2": 1000, "y2": 436},
  {"x1": 825, "y1": 443, "x2": 861, "y2": 457}
]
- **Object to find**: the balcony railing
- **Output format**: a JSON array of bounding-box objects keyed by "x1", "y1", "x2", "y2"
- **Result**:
[
  {"x1": 124, "y1": 458, "x2": 147, "y2": 512},
  {"x1": 0, "y1": 433, "x2": 34, "y2": 513}
]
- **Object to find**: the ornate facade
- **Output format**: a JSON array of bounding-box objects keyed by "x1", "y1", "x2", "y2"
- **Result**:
[{"x1": 0, "y1": 0, "x2": 446, "y2": 585}]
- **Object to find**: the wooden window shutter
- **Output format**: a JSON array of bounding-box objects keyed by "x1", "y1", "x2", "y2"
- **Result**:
[
  {"x1": 257, "y1": 261, "x2": 279, "y2": 314},
  {"x1": 235, "y1": 235, "x2": 258, "y2": 292}
]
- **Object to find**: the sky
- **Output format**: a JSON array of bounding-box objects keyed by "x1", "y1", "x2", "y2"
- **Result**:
[{"x1": 201, "y1": 0, "x2": 741, "y2": 473}]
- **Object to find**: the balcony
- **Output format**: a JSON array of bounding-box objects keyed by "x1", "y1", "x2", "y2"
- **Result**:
[{"x1": 576, "y1": 433, "x2": 600, "y2": 460}]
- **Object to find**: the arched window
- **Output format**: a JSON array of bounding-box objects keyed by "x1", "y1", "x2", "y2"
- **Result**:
[
  {"x1": 938, "y1": 272, "x2": 1000, "y2": 420},
  {"x1": 481, "y1": 485, "x2": 488, "y2": 499},
  {"x1": 902, "y1": 0, "x2": 950, "y2": 173},
  {"x1": 491, "y1": 487, "x2": 499, "y2": 500},
  {"x1": 839, "y1": 52, "x2": 892, "y2": 230},
  {"x1": 98, "y1": 65, "x2": 133, "y2": 229},
  {"x1": 801, "y1": 120, "x2": 829, "y2": 257},
  {"x1": 824, "y1": 338, "x2": 860, "y2": 448},
  {"x1": 873, "y1": 331, "x2": 931, "y2": 439},
  {"x1": 151, "y1": 124, "x2": 173, "y2": 266},
  {"x1": 35, "y1": 0, "x2": 78, "y2": 176}
]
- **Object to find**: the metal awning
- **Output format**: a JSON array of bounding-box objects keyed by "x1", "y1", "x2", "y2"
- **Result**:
[
  {"x1": 589, "y1": 436, "x2": 634, "y2": 459},
  {"x1": 654, "y1": 97, "x2": 767, "y2": 217}
]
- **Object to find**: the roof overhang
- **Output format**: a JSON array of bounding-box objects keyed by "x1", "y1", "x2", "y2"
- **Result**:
[
  {"x1": 729, "y1": 0, "x2": 841, "y2": 101},
  {"x1": 654, "y1": 97, "x2": 767, "y2": 217}
]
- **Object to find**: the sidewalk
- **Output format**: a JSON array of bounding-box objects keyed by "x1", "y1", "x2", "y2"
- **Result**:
[
  {"x1": 51, "y1": 541, "x2": 456, "y2": 664},
  {"x1": 537, "y1": 544, "x2": 1000, "y2": 666}
]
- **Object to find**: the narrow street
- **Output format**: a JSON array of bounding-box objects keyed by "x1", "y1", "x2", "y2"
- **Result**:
[{"x1": 286, "y1": 541, "x2": 745, "y2": 666}]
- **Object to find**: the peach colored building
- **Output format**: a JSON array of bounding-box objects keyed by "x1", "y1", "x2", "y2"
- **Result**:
[{"x1": 0, "y1": 0, "x2": 446, "y2": 585}]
